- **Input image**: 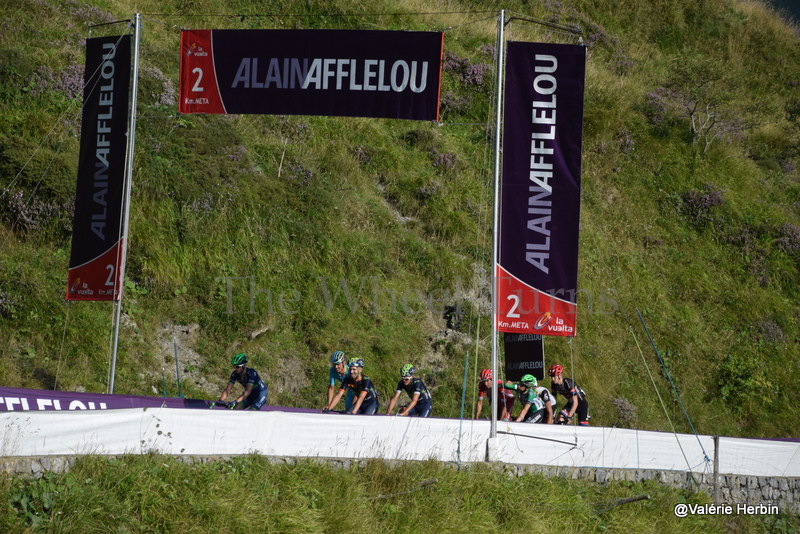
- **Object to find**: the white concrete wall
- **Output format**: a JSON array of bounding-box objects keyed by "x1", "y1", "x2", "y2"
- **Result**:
[{"x1": 2, "y1": 408, "x2": 798, "y2": 478}]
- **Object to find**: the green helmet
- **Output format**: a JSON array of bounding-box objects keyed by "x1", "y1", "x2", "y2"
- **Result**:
[
  {"x1": 348, "y1": 357, "x2": 364, "y2": 368},
  {"x1": 400, "y1": 364, "x2": 416, "y2": 377},
  {"x1": 231, "y1": 353, "x2": 248, "y2": 366},
  {"x1": 520, "y1": 374, "x2": 537, "y2": 388}
]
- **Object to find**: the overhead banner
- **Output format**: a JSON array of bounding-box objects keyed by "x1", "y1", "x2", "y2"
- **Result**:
[
  {"x1": 497, "y1": 42, "x2": 585, "y2": 337},
  {"x1": 504, "y1": 333, "x2": 545, "y2": 381},
  {"x1": 67, "y1": 35, "x2": 131, "y2": 301},
  {"x1": 178, "y1": 29, "x2": 443, "y2": 120}
]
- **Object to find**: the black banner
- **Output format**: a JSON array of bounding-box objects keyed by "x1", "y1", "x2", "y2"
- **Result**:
[
  {"x1": 179, "y1": 29, "x2": 443, "y2": 120},
  {"x1": 67, "y1": 35, "x2": 131, "y2": 301},
  {"x1": 504, "y1": 333, "x2": 545, "y2": 381}
]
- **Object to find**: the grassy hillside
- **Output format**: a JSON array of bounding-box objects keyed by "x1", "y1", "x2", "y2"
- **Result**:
[
  {"x1": 3, "y1": 455, "x2": 798, "y2": 534},
  {"x1": 1, "y1": 0, "x2": 798, "y2": 440}
]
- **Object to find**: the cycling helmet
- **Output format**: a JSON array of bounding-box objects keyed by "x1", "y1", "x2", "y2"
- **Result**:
[
  {"x1": 400, "y1": 364, "x2": 416, "y2": 377},
  {"x1": 330, "y1": 350, "x2": 346, "y2": 365},
  {"x1": 548, "y1": 364, "x2": 563, "y2": 377},
  {"x1": 520, "y1": 374, "x2": 537, "y2": 388},
  {"x1": 231, "y1": 353, "x2": 248, "y2": 366},
  {"x1": 480, "y1": 369, "x2": 492, "y2": 381},
  {"x1": 348, "y1": 357, "x2": 364, "y2": 368}
]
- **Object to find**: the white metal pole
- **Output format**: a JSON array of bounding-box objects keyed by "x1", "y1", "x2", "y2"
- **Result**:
[
  {"x1": 109, "y1": 13, "x2": 141, "y2": 394},
  {"x1": 490, "y1": 9, "x2": 506, "y2": 440}
]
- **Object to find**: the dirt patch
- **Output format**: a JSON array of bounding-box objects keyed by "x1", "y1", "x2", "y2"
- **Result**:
[
  {"x1": 154, "y1": 323, "x2": 218, "y2": 397},
  {"x1": 269, "y1": 356, "x2": 310, "y2": 397}
]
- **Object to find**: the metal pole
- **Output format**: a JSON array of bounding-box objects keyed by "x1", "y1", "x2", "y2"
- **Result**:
[
  {"x1": 109, "y1": 13, "x2": 141, "y2": 394},
  {"x1": 490, "y1": 9, "x2": 506, "y2": 440},
  {"x1": 713, "y1": 436, "x2": 720, "y2": 504},
  {"x1": 173, "y1": 339, "x2": 182, "y2": 398}
]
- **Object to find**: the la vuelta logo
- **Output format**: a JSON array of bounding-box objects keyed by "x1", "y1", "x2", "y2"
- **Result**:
[
  {"x1": 187, "y1": 43, "x2": 208, "y2": 57},
  {"x1": 533, "y1": 312, "x2": 553, "y2": 330}
]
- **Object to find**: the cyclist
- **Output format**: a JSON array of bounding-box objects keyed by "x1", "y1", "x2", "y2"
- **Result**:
[
  {"x1": 502, "y1": 374, "x2": 546, "y2": 423},
  {"x1": 548, "y1": 364, "x2": 589, "y2": 425},
  {"x1": 324, "y1": 358, "x2": 380, "y2": 415},
  {"x1": 533, "y1": 380, "x2": 556, "y2": 424},
  {"x1": 216, "y1": 353, "x2": 268, "y2": 410},
  {"x1": 386, "y1": 364, "x2": 433, "y2": 417},
  {"x1": 326, "y1": 350, "x2": 354, "y2": 411},
  {"x1": 475, "y1": 368, "x2": 515, "y2": 421}
]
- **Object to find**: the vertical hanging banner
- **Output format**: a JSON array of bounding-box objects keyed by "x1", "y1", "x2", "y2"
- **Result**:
[
  {"x1": 503, "y1": 333, "x2": 545, "y2": 381},
  {"x1": 179, "y1": 29, "x2": 443, "y2": 120},
  {"x1": 67, "y1": 35, "x2": 131, "y2": 301},
  {"x1": 497, "y1": 42, "x2": 585, "y2": 336}
]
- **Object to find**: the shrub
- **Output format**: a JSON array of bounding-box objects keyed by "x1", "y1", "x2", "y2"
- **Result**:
[
  {"x1": 679, "y1": 183, "x2": 725, "y2": 227},
  {"x1": 613, "y1": 396, "x2": 638, "y2": 428},
  {"x1": 776, "y1": 223, "x2": 800, "y2": 255},
  {"x1": 715, "y1": 353, "x2": 771, "y2": 412}
]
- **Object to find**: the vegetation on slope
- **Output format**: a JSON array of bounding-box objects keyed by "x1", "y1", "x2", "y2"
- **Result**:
[
  {"x1": 3, "y1": 455, "x2": 798, "y2": 534},
  {"x1": 0, "y1": 0, "x2": 798, "y2": 439}
]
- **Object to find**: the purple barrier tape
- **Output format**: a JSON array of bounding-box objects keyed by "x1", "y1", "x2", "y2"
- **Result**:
[{"x1": 0, "y1": 386, "x2": 317, "y2": 413}]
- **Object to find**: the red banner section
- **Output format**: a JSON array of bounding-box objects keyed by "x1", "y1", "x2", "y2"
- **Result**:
[
  {"x1": 178, "y1": 29, "x2": 443, "y2": 120},
  {"x1": 66, "y1": 240, "x2": 123, "y2": 300},
  {"x1": 497, "y1": 265, "x2": 577, "y2": 336},
  {"x1": 179, "y1": 30, "x2": 226, "y2": 114},
  {"x1": 67, "y1": 35, "x2": 131, "y2": 301}
]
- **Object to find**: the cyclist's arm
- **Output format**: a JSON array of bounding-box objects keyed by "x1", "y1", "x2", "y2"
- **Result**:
[
  {"x1": 475, "y1": 396, "x2": 484, "y2": 419},
  {"x1": 327, "y1": 384, "x2": 337, "y2": 406},
  {"x1": 326, "y1": 388, "x2": 346, "y2": 411},
  {"x1": 515, "y1": 402, "x2": 531, "y2": 422},
  {"x1": 350, "y1": 390, "x2": 368, "y2": 414},
  {"x1": 565, "y1": 395, "x2": 578, "y2": 418},
  {"x1": 386, "y1": 390, "x2": 402, "y2": 414},
  {"x1": 399, "y1": 392, "x2": 420, "y2": 416},
  {"x1": 544, "y1": 401, "x2": 554, "y2": 424},
  {"x1": 234, "y1": 383, "x2": 253, "y2": 404},
  {"x1": 218, "y1": 382, "x2": 233, "y2": 402}
]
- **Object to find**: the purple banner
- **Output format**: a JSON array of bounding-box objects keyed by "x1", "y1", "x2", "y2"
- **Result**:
[
  {"x1": 0, "y1": 387, "x2": 320, "y2": 413},
  {"x1": 0, "y1": 386, "x2": 206, "y2": 411},
  {"x1": 497, "y1": 42, "x2": 585, "y2": 337},
  {"x1": 179, "y1": 29, "x2": 443, "y2": 120},
  {"x1": 67, "y1": 35, "x2": 131, "y2": 301}
]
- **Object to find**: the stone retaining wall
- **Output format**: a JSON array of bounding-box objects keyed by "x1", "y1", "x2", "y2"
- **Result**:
[{"x1": 2, "y1": 455, "x2": 798, "y2": 514}]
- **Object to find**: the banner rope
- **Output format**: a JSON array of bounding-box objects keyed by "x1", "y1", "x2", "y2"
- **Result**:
[
  {"x1": 2, "y1": 28, "x2": 132, "y2": 256},
  {"x1": 568, "y1": 336, "x2": 578, "y2": 442},
  {"x1": 636, "y1": 309, "x2": 711, "y2": 468},
  {"x1": 138, "y1": 10, "x2": 498, "y2": 19},
  {"x1": 631, "y1": 326, "x2": 703, "y2": 485},
  {"x1": 455, "y1": 17, "x2": 499, "y2": 463},
  {"x1": 53, "y1": 300, "x2": 72, "y2": 390}
]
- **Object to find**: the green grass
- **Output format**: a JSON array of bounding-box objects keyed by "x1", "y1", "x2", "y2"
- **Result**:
[{"x1": 2, "y1": 455, "x2": 796, "y2": 534}]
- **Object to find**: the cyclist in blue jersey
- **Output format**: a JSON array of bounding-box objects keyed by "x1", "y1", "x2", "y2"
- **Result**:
[
  {"x1": 326, "y1": 350, "x2": 354, "y2": 411},
  {"x1": 216, "y1": 353, "x2": 268, "y2": 410},
  {"x1": 386, "y1": 364, "x2": 433, "y2": 417},
  {"x1": 324, "y1": 358, "x2": 379, "y2": 415}
]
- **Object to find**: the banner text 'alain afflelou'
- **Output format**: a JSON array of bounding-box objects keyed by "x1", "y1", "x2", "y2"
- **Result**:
[
  {"x1": 67, "y1": 35, "x2": 131, "y2": 301},
  {"x1": 179, "y1": 29, "x2": 443, "y2": 121},
  {"x1": 497, "y1": 42, "x2": 585, "y2": 337}
]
